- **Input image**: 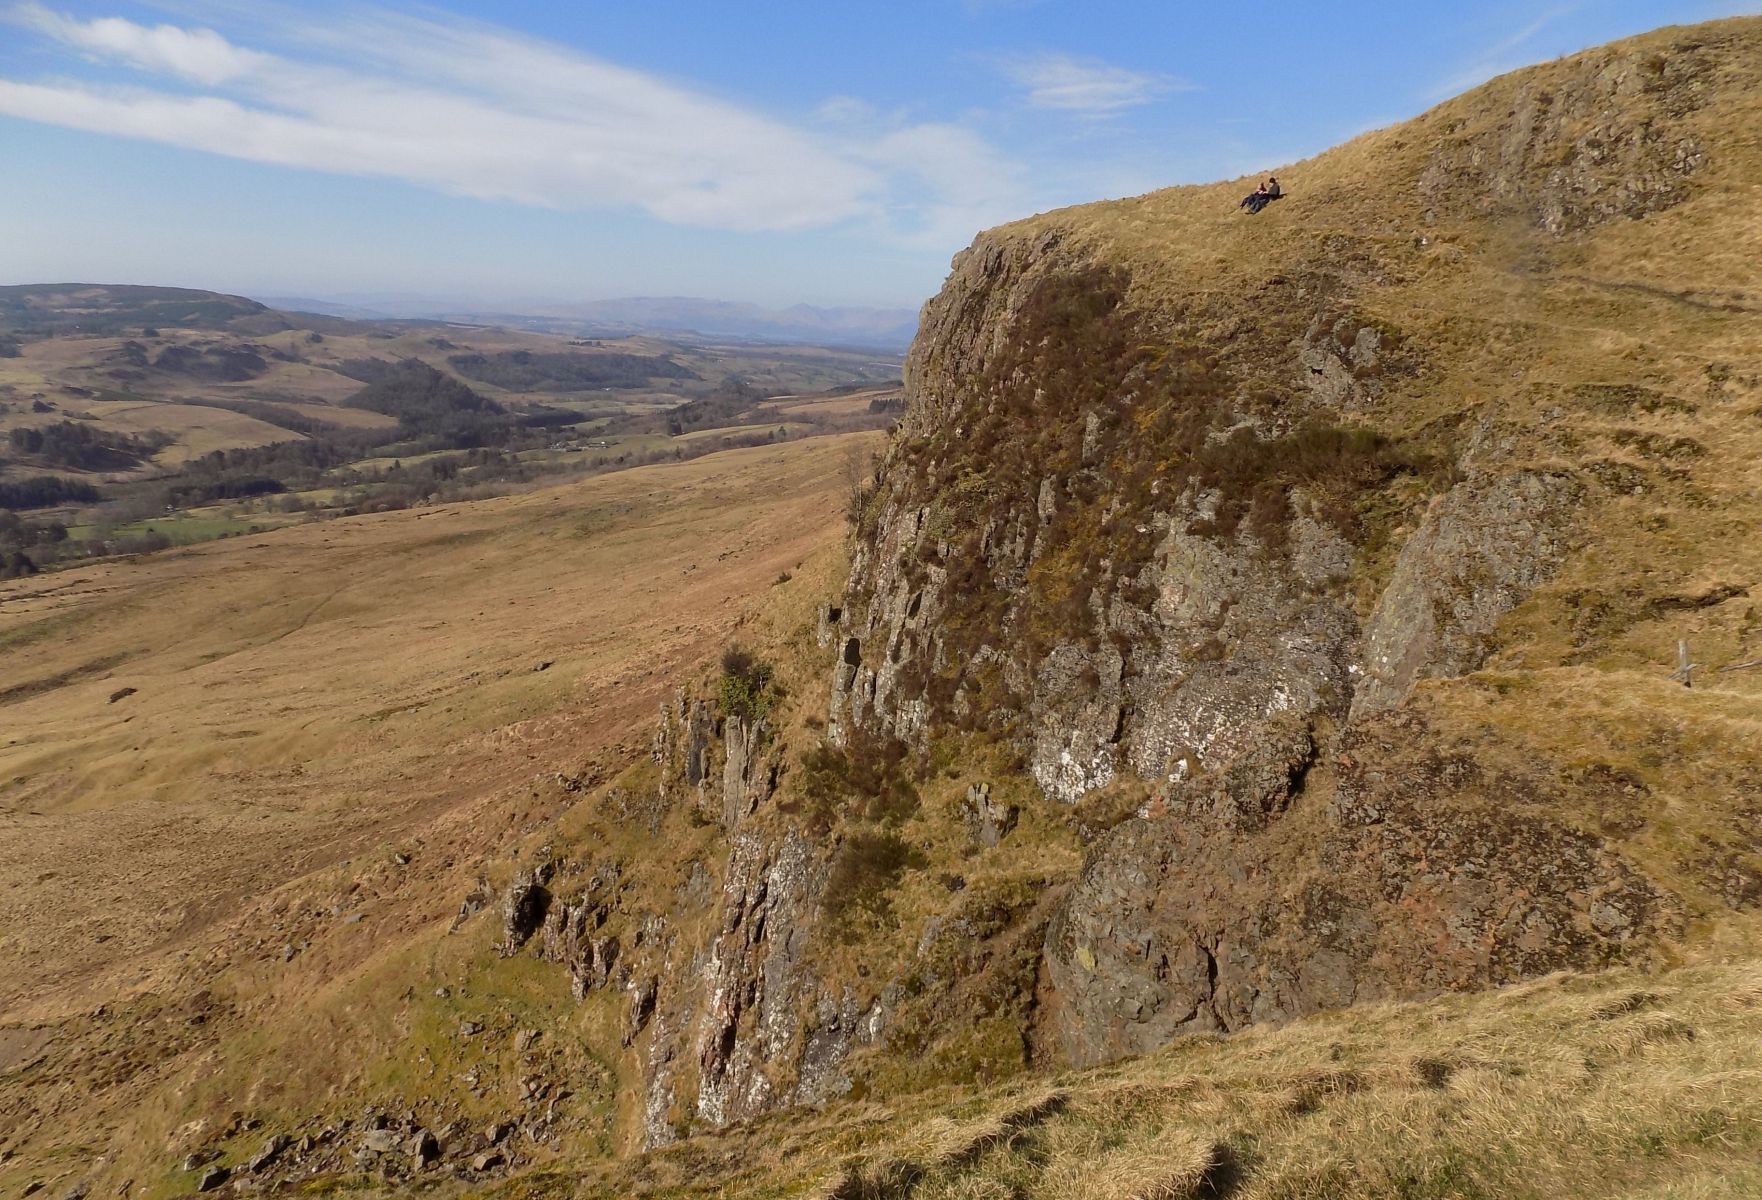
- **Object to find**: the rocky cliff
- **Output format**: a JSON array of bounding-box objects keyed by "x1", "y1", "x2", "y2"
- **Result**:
[
  {"x1": 477, "y1": 21, "x2": 1761, "y2": 1155},
  {"x1": 823, "y1": 17, "x2": 1760, "y2": 1067}
]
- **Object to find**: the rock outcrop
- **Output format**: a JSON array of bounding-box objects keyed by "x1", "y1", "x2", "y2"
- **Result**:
[
  {"x1": 814, "y1": 17, "x2": 1755, "y2": 1070},
  {"x1": 1351, "y1": 469, "x2": 1582, "y2": 719},
  {"x1": 476, "y1": 16, "x2": 1755, "y2": 1154},
  {"x1": 1040, "y1": 714, "x2": 1671, "y2": 1066}
]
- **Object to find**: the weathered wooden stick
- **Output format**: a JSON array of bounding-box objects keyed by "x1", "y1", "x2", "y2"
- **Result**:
[{"x1": 1671, "y1": 639, "x2": 1699, "y2": 687}]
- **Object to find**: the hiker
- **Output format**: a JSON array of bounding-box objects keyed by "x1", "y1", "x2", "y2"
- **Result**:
[{"x1": 1238, "y1": 180, "x2": 1268, "y2": 212}]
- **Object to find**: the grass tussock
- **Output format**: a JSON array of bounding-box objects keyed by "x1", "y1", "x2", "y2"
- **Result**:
[{"x1": 1038, "y1": 1137, "x2": 1222, "y2": 1200}]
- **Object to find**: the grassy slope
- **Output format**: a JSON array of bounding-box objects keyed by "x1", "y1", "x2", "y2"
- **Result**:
[
  {"x1": 502, "y1": 955, "x2": 1762, "y2": 1200},
  {"x1": 0, "y1": 432, "x2": 882, "y2": 1018}
]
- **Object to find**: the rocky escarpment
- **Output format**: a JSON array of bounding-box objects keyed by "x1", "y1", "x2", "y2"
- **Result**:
[
  {"x1": 1040, "y1": 711, "x2": 1670, "y2": 1065},
  {"x1": 480, "y1": 692, "x2": 887, "y2": 1151},
  {"x1": 448, "y1": 18, "x2": 1753, "y2": 1155},
  {"x1": 820, "y1": 20, "x2": 1752, "y2": 1068},
  {"x1": 828, "y1": 238, "x2": 1578, "y2": 801},
  {"x1": 819, "y1": 228, "x2": 1652, "y2": 1062},
  {"x1": 1413, "y1": 34, "x2": 1712, "y2": 234}
]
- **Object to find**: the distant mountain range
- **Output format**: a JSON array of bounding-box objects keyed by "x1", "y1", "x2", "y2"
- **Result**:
[{"x1": 259, "y1": 294, "x2": 921, "y2": 350}]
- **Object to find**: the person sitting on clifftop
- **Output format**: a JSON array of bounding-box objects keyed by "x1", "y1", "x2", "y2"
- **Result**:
[{"x1": 1240, "y1": 175, "x2": 1284, "y2": 215}]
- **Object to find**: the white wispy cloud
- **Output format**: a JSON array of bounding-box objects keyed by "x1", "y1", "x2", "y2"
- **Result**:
[
  {"x1": 0, "y1": 2, "x2": 1027, "y2": 241},
  {"x1": 999, "y1": 52, "x2": 1188, "y2": 115},
  {"x1": 1428, "y1": 5, "x2": 1583, "y2": 99}
]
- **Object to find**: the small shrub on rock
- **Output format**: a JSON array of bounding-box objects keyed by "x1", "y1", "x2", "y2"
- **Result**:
[
  {"x1": 718, "y1": 644, "x2": 776, "y2": 724},
  {"x1": 822, "y1": 829, "x2": 927, "y2": 931}
]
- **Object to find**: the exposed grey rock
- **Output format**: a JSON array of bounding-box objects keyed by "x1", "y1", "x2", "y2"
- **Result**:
[
  {"x1": 536, "y1": 861, "x2": 622, "y2": 998},
  {"x1": 693, "y1": 830, "x2": 823, "y2": 1129},
  {"x1": 815, "y1": 604, "x2": 842, "y2": 648},
  {"x1": 245, "y1": 1134, "x2": 289, "y2": 1173},
  {"x1": 684, "y1": 701, "x2": 716, "y2": 790},
  {"x1": 1351, "y1": 470, "x2": 1581, "y2": 720},
  {"x1": 624, "y1": 975, "x2": 658, "y2": 1046},
  {"x1": 496, "y1": 862, "x2": 553, "y2": 956},
  {"x1": 1300, "y1": 312, "x2": 1383, "y2": 410},
  {"x1": 1416, "y1": 39, "x2": 1710, "y2": 233},
  {"x1": 359, "y1": 1130, "x2": 399, "y2": 1154},
  {"x1": 1042, "y1": 720, "x2": 1671, "y2": 1067},
  {"x1": 721, "y1": 714, "x2": 778, "y2": 828},
  {"x1": 641, "y1": 1031, "x2": 679, "y2": 1148},
  {"x1": 409, "y1": 1129, "x2": 440, "y2": 1169},
  {"x1": 448, "y1": 879, "x2": 493, "y2": 934},
  {"x1": 195, "y1": 1166, "x2": 229, "y2": 1192},
  {"x1": 960, "y1": 783, "x2": 1018, "y2": 848},
  {"x1": 794, "y1": 991, "x2": 865, "y2": 1105}
]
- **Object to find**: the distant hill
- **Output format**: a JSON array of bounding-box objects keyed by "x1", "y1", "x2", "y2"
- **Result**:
[
  {"x1": 15, "y1": 286, "x2": 920, "y2": 351},
  {"x1": 264, "y1": 292, "x2": 921, "y2": 350},
  {"x1": 0, "y1": 283, "x2": 280, "y2": 336},
  {"x1": 519, "y1": 297, "x2": 920, "y2": 350}
]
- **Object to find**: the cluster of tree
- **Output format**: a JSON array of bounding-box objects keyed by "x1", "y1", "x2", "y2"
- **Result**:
[
  {"x1": 173, "y1": 438, "x2": 368, "y2": 500},
  {"x1": 346, "y1": 360, "x2": 502, "y2": 422},
  {"x1": 182, "y1": 398, "x2": 343, "y2": 438},
  {"x1": 0, "y1": 476, "x2": 101, "y2": 510},
  {"x1": 344, "y1": 360, "x2": 513, "y2": 450},
  {"x1": 608, "y1": 375, "x2": 774, "y2": 437},
  {"x1": 0, "y1": 510, "x2": 69, "y2": 577},
  {"x1": 148, "y1": 343, "x2": 271, "y2": 382},
  {"x1": 446, "y1": 349, "x2": 697, "y2": 392},
  {"x1": 7, "y1": 421, "x2": 170, "y2": 471},
  {"x1": 165, "y1": 476, "x2": 287, "y2": 507},
  {"x1": 331, "y1": 357, "x2": 399, "y2": 384}
]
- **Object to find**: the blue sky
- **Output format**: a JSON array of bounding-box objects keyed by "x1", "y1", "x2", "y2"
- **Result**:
[{"x1": 0, "y1": 0, "x2": 1750, "y2": 309}]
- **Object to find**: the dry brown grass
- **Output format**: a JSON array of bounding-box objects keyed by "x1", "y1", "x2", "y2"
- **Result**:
[
  {"x1": 0, "y1": 431, "x2": 880, "y2": 1013},
  {"x1": 513, "y1": 956, "x2": 1762, "y2": 1200},
  {"x1": 1039, "y1": 1137, "x2": 1221, "y2": 1200}
]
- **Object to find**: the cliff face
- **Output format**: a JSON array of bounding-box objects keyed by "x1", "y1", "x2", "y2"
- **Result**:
[
  {"x1": 826, "y1": 19, "x2": 1761, "y2": 1064},
  {"x1": 475, "y1": 16, "x2": 1759, "y2": 1152}
]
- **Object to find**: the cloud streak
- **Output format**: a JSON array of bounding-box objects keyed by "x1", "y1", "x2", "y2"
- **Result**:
[
  {"x1": 0, "y1": 3, "x2": 1027, "y2": 239},
  {"x1": 999, "y1": 52, "x2": 1188, "y2": 115},
  {"x1": 1428, "y1": 5, "x2": 1584, "y2": 99}
]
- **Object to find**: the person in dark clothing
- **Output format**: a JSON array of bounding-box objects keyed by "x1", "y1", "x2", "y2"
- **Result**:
[{"x1": 1241, "y1": 175, "x2": 1284, "y2": 215}]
